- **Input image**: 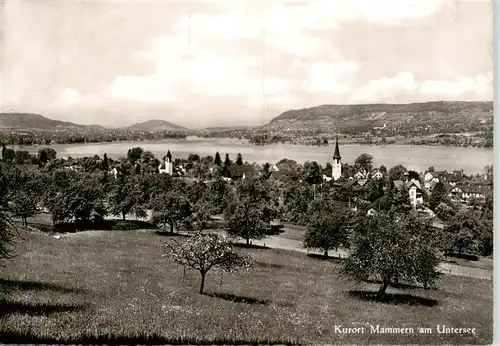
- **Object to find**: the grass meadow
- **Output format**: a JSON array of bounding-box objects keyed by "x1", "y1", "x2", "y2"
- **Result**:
[{"x1": 0, "y1": 229, "x2": 493, "y2": 345}]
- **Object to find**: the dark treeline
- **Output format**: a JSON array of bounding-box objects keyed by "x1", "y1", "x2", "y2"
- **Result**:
[{"x1": 0, "y1": 130, "x2": 187, "y2": 146}]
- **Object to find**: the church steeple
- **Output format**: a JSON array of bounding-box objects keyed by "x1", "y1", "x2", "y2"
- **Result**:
[
  {"x1": 332, "y1": 136, "x2": 342, "y2": 181},
  {"x1": 333, "y1": 136, "x2": 341, "y2": 160}
]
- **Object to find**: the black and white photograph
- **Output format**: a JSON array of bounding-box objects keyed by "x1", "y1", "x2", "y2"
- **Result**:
[{"x1": 0, "y1": 0, "x2": 494, "y2": 344}]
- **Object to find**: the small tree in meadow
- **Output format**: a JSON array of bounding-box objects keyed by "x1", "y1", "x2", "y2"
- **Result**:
[
  {"x1": 163, "y1": 233, "x2": 254, "y2": 294},
  {"x1": 342, "y1": 211, "x2": 442, "y2": 300}
]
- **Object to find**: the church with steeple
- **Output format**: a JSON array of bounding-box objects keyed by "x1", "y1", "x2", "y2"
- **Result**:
[
  {"x1": 158, "y1": 150, "x2": 174, "y2": 175},
  {"x1": 332, "y1": 137, "x2": 342, "y2": 180}
]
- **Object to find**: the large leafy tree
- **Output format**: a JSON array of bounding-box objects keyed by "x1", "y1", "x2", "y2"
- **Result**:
[
  {"x1": 343, "y1": 212, "x2": 442, "y2": 300},
  {"x1": 38, "y1": 147, "x2": 57, "y2": 165},
  {"x1": 150, "y1": 191, "x2": 192, "y2": 233},
  {"x1": 428, "y1": 181, "x2": 448, "y2": 210},
  {"x1": 443, "y1": 209, "x2": 482, "y2": 255},
  {"x1": 224, "y1": 178, "x2": 276, "y2": 245},
  {"x1": 46, "y1": 172, "x2": 108, "y2": 224},
  {"x1": 0, "y1": 166, "x2": 19, "y2": 264},
  {"x1": 303, "y1": 201, "x2": 351, "y2": 257},
  {"x1": 127, "y1": 147, "x2": 144, "y2": 164},
  {"x1": 301, "y1": 161, "x2": 322, "y2": 184},
  {"x1": 282, "y1": 181, "x2": 314, "y2": 225},
  {"x1": 6, "y1": 170, "x2": 42, "y2": 227},
  {"x1": 389, "y1": 164, "x2": 407, "y2": 180},
  {"x1": 163, "y1": 233, "x2": 253, "y2": 294},
  {"x1": 109, "y1": 175, "x2": 148, "y2": 221},
  {"x1": 354, "y1": 153, "x2": 374, "y2": 172}
]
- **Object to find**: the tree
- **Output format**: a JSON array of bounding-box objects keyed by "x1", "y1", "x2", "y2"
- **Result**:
[
  {"x1": 428, "y1": 181, "x2": 447, "y2": 210},
  {"x1": 444, "y1": 210, "x2": 482, "y2": 255},
  {"x1": 163, "y1": 233, "x2": 253, "y2": 294},
  {"x1": 354, "y1": 153, "x2": 374, "y2": 172},
  {"x1": 435, "y1": 202, "x2": 455, "y2": 223},
  {"x1": 342, "y1": 212, "x2": 442, "y2": 300},
  {"x1": 224, "y1": 178, "x2": 275, "y2": 245},
  {"x1": 102, "y1": 153, "x2": 109, "y2": 171},
  {"x1": 261, "y1": 162, "x2": 271, "y2": 179},
  {"x1": 214, "y1": 152, "x2": 222, "y2": 166},
  {"x1": 203, "y1": 178, "x2": 229, "y2": 215},
  {"x1": 301, "y1": 161, "x2": 322, "y2": 184},
  {"x1": 7, "y1": 171, "x2": 42, "y2": 227},
  {"x1": 303, "y1": 204, "x2": 350, "y2": 257},
  {"x1": 38, "y1": 148, "x2": 57, "y2": 165},
  {"x1": 427, "y1": 166, "x2": 435, "y2": 173},
  {"x1": 282, "y1": 181, "x2": 314, "y2": 225},
  {"x1": 47, "y1": 173, "x2": 108, "y2": 224},
  {"x1": 224, "y1": 153, "x2": 231, "y2": 166},
  {"x1": 109, "y1": 175, "x2": 148, "y2": 221},
  {"x1": 236, "y1": 153, "x2": 243, "y2": 165},
  {"x1": 3, "y1": 148, "x2": 15, "y2": 163},
  {"x1": 1, "y1": 144, "x2": 6, "y2": 161},
  {"x1": 379, "y1": 165, "x2": 387, "y2": 174},
  {"x1": 188, "y1": 153, "x2": 200, "y2": 163},
  {"x1": 0, "y1": 166, "x2": 19, "y2": 264},
  {"x1": 127, "y1": 147, "x2": 144, "y2": 164},
  {"x1": 389, "y1": 164, "x2": 407, "y2": 180},
  {"x1": 407, "y1": 170, "x2": 420, "y2": 181},
  {"x1": 151, "y1": 191, "x2": 192, "y2": 233}
]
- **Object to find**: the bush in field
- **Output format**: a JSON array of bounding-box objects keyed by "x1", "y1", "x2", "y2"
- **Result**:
[{"x1": 163, "y1": 232, "x2": 253, "y2": 294}]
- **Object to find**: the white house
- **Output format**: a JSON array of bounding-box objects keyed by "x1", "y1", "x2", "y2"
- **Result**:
[
  {"x1": 393, "y1": 179, "x2": 424, "y2": 208},
  {"x1": 371, "y1": 170, "x2": 384, "y2": 180},
  {"x1": 424, "y1": 172, "x2": 440, "y2": 189},
  {"x1": 407, "y1": 179, "x2": 424, "y2": 208}
]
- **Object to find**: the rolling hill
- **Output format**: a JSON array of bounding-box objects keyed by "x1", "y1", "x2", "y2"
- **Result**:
[
  {"x1": 264, "y1": 101, "x2": 493, "y2": 133},
  {"x1": 0, "y1": 113, "x2": 106, "y2": 131},
  {"x1": 124, "y1": 119, "x2": 188, "y2": 132}
]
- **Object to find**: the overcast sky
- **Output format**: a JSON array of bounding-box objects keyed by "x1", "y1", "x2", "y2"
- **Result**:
[{"x1": 0, "y1": 0, "x2": 493, "y2": 128}]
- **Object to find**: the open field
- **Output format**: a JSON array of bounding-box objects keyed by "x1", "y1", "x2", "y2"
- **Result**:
[{"x1": 0, "y1": 229, "x2": 492, "y2": 344}]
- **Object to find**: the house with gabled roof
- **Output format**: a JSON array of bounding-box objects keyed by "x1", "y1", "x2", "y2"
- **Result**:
[
  {"x1": 224, "y1": 164, "x2": 258, "y2": 180},
  {"x1": 393, "y1": 178, "x2": 424, "y2": 208},
  {"x1": 448, "y1": 183, "x2": 487, "y2": 203}
]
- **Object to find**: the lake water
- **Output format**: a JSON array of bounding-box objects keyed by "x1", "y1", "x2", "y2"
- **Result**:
[{"x1": 18, "y1": 137, "x2": 493, "y2": 175}]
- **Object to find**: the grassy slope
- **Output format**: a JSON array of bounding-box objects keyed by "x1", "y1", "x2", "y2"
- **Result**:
[
  {"x1": 265, "y1": 101, "x2": 493, "y2": 131},
  {"x1": 0, "y1": 230, "x2": 492, "y2": 345}
]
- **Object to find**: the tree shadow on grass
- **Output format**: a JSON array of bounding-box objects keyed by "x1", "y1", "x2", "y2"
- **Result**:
[
  {"x1": 205, "y1": 292, "x2": 270, "y2": 305},
  {"x1": 154, "y1": 231, "x2": 190, "y2": 237},
  {"x1": 364, "y1": 278, "x2": 441, "y2": 291},
  {"x1": 0, "y1": 299, "x2": 88, "y2": 316},
  {"x1": 232, "y1": 243, "x2": 267, "y2": 250},
  {"x1": 0, "y1": 332, "x2": 298, "y2": 345},
  {"x1": 254, "y1": 261, "x2": 285, "y2": 269},
  {"x1": 348, "y1": 290, "x2": 439, "y2": 307},
  {"x1": 46, "y1": 220, "x2": 158, "y2": 233},
  {"x1": 0, "y1": 278, "x2": 84, "y2": 294},
  {"x1": 306, "y1": 253, "x2": 344, "y2": 263}
]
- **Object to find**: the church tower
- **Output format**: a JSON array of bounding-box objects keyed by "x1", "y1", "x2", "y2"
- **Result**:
[
  {"x1": 332, "y1": 136, "x2": 342, "y2": 180},
  {"x1": 165, "y1": 150, "x2": 173, "y2": 175},
  {"x1": 159, "y1": 150, "x2": 174, "y2": 175}
]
